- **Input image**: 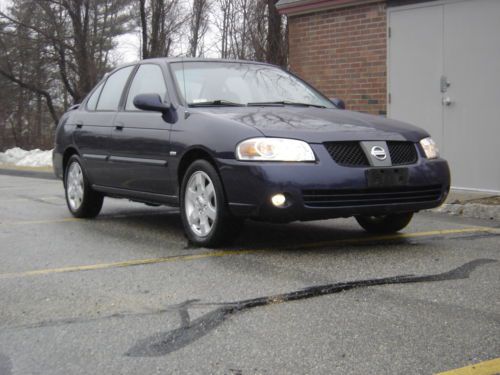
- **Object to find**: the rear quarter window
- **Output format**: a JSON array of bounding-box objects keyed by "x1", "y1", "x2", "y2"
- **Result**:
[
  {"x1": 96, "y1": 66, "x2": 134, "y2": 111},
  {"x1": 86, "y1": 81, "x2": 104, "y2": 111}
]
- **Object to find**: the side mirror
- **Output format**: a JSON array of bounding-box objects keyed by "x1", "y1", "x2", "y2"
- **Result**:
[
  {"x1": 133, "y1": 93, "x2": 170, "y2": 112},
  {"x1": 330, "y1": 98, "x2": 346, "y2": 110},
  {"x1": 133, "y1": 93, "x2": 177, "y2": 123}
]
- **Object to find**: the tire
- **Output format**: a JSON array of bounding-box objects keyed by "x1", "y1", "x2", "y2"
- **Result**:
[
  {"x1": 355, "y1": 212, "x2": 413, "y2": 234},
  {"x1": 180, "y1": 160, "x2": 244, "y2": 247},
  {"x1": 64, "y1": 155, "x2": 104, "y2": 218}
]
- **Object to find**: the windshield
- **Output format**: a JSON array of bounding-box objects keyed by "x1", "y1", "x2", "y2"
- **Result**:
[{"x1": 171, "y1": 61, "x2": 335, "y2": 108}]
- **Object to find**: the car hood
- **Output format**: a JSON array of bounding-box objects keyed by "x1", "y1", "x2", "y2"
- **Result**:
[{"x1": 194, "y1": 107, "x2": 429, "y2": 143}]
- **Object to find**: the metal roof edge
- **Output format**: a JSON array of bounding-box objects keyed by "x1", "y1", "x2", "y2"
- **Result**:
[{"x1": 277, "y1": 0, "x2": 384, "y2": 16}]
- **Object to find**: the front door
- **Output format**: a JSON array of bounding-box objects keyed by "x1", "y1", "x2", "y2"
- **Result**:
[
  {"x1": 388, "y1": 0, "x2": 500, "y2": 191},
  {"x1": 109, "y1": 63, "x2": 174, "y2": 196}
]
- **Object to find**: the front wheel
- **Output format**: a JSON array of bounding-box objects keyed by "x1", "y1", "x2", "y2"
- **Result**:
[
  {"x1": 64, "y1": 155, "x2": 103, "y2": 218},
  {"x1": 180, "y1": 160, "x2": 243, "y2": 247},
  {"x1": 355, "y1": 212, "x2": 413, "y2": 234}
]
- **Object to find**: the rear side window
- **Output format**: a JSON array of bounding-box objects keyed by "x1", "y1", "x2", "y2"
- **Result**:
[
  {"x1": 86, "y1": 81, "x2": 104, "y2": 111},
  {"x1": 125, "y1": 64, "x2": 167, "y2": 110},
  {"x1": 96, "y1": 66, "x2": 134, "y2": 111}
]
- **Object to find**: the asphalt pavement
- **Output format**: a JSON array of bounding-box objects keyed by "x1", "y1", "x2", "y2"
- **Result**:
[{"x1": 0, "y1": 173, "x2": 499, "y2": 375}]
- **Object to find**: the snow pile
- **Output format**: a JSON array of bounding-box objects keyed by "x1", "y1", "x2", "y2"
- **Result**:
[{"x1": 0, "y1": 147, "x2": 53, "y2": 167}]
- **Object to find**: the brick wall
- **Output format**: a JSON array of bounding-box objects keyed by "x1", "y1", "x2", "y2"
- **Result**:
[{"x1": 288, "y1": 2, "x2": 388, "y2": 115}]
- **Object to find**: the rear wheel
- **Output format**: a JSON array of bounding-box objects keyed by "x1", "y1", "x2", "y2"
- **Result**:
[
  {"x1": 180, "y1": 160, "x2": 243, "y2": 247},
  {"x1": 355, "y1": 212, "x2": 413, "y2": 234},
  {"x1": 64, "y1": 155, "x2": 103, "y2": 218}
]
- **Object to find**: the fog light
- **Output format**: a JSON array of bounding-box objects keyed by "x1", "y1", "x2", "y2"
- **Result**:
[{"x1": 271, "y1": 193, "x2": 286, "y2": 207}]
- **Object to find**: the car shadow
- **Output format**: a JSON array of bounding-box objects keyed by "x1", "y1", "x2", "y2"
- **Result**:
[{"x1": 86, "y1": 205, "x2": 417, "y2": 252}]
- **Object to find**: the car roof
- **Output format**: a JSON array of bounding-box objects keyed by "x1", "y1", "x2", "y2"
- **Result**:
[
  {"x1": 109, "y1": 58, "x2": 278, "y2": 73},
  {"x1": 147, "y1": 57, "x2": 277, "y2": 67}
]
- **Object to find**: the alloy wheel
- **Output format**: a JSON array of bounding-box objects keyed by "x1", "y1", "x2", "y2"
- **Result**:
[
  {"x1": 184, "y1": 171, "x2": 217, "y2": 237},
  {"x1": 66, "y1": 161, "x2": 84, "y2": 211}
]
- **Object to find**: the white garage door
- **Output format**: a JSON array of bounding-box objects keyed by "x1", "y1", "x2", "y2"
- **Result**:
[{"x1": 388, "y1": 0, "x2": 500, "y2": 192}]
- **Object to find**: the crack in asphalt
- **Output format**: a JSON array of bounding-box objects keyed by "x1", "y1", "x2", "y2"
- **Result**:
[{"x1": 125, "y1": 258, "x2": 497, "y2": 357}]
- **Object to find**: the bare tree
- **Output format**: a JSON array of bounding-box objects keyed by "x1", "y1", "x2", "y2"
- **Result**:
[
  {"x1": 247, "y1": 0, "x2": 267, "y2": 61},
  {"x1": 231, "y1": 0, "x2": 249, "y2": 59},
  {"x1": 265, "y1": 0, "x2": 286, "y2": 66},
  {"x1": 0, "y1": 16, "x2": 56, "y2": 149},
  {"x1": 214, "y1": 0, "x2": 251, "y2": 59},
  {"x1": 216, "y1": 0, "x2": 231, "y2": 58},
  {"x1": 0, "y1": 3, "x2": 60, "y2": 128},
  {"x1": 139, "y1": 0, "x2": 187, "y2": 58},
  {"x1": 212, "y1": 0, "x2": 287, "y2": 65},
  {"x1": 188, "y1": 0, "x2": 210, "y2": 57},
  {"x1": 0, "y1": 0, "x2": 135, "y2": 108},
  {"x1": 0, "y1": 0, "x2": 134, "y2": 151}
]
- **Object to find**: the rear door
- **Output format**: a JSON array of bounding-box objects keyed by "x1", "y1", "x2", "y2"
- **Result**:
[
  {"x1": 72, "y1": 81, "x2": 111, "y2": 186},
  {"x1": 73, "y1": 66, "x2": 134, "y2": 187},
  {"x1": 109, "y1": 63, "x2": 174, "y2": 195}
]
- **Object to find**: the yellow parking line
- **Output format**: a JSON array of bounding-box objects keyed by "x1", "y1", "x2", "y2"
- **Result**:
[
  {"x1": 0, "y1": 211, "x2": 174, "y2": 225},
  {"x1": 435, "y1": 358, "x2": 500, "y2": 375},
  {"x1": 298, "y1": 227, "x2": 500, "y2": 249},
  {"x1": 0, "y1": 196, "x2": 62, "y2": 203},
  {"x1": 1, "y1": 217, "x2": 81, "y2": 225},
  {"x1": 0, "y1": 249, "x2": 257, "y2": 280},
  {"x1": 0, "y1": 227, "x2": 497, "y2": 280}
]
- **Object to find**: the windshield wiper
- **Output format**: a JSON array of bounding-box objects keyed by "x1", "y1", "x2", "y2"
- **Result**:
[
  {"x1": 247, "y1": 101, "x2": 326, "y2": 108},
  {"x1": 188, "y1": 99, "x2": 246, "y2": 107}
]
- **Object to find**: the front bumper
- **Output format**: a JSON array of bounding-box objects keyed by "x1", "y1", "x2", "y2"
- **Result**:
[{"x1": 218, "y1": 144, "x2": 450, "y2": 222}]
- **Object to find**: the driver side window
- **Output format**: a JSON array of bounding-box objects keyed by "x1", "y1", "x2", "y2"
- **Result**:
[{"x1": 126, "y1": 64, "x2": 168, "y2": 111}]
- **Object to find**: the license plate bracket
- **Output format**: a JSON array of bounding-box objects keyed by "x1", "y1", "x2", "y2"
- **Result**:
[{"x1": 366, "y1": 168, "x2": 409, "y2": 188}]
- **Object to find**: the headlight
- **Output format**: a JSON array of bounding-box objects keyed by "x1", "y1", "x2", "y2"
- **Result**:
[
  {"x1": 419, "y1": 137, "x2": 439, "y2": 159},
  {"x1": 236, "y1": 137, "x2": 315, "y2": 162}
]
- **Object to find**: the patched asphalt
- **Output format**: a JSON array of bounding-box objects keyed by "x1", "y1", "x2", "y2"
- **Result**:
[{"x1": 0, "y1": 173, "x2": 499, "y2": 375}]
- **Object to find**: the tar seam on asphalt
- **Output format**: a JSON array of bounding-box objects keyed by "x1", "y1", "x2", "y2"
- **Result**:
[{"x1": 125, "y1": 258, "x2": 497, "y2": 357}]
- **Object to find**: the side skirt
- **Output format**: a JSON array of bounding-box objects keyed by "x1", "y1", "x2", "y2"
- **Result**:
[{"x1": 93, "y1": 185, "x2": 179, "y2": 207}]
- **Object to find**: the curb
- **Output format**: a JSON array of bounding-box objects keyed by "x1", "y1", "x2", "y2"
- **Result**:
[
  {"x1": 432, "y1": 203, "x2": 500, "y2": 222},
  {"x1": 0, "y1": 168, "x2": 56, "y2": 180}
]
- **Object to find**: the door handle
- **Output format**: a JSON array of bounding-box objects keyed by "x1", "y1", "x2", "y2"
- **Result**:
[
  {"x1": 115, "y1": 122, "x2": 124, "y2": 131},
  {"x1": 442, "y1": 97, "x2": 454, "y2": 106},
  {"x1": 76, "y1": 121, "x2": 83, "y2": 129},
  {"x1": 440, "y1": 75, "x2": 451, "y2": 93}
]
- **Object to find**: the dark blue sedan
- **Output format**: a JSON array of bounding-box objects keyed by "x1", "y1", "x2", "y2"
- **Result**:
[{"x1": 53, "y1": 59, "x2": 450, "y2": 247}]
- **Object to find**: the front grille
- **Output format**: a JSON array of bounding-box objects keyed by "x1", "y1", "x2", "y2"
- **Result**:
[
  {"x1": 302, "y1": 185, "x2": 442, "y2": 208},
  {"x1": 324, "y1": 141, "x2": 418, "y2": 166},
  {"x1": 387, "y1": 142, "x2": 418, "y2": 165},
  {"x1": 324, "y1": 142, "x2": 369, "y2": 166}
]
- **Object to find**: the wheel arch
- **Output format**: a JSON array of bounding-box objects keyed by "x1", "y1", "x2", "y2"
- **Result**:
[
  {"x1": 62, "y1": 147, "x2": 80, "y2": 181},
  {"x1": 177, "y1": 147, "x2": 219, "y2": 188}
]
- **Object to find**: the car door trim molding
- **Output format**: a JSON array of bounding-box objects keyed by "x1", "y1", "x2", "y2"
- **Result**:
[
  {"x1": 83, "y1": 153, "x2": 108, "y2": 161},
  {"x1": 108, "y1": 155, "x2": 168, "y2": 166},
  {"x1": 92, "y1": 185, "x2": 178, "y2": 205}
]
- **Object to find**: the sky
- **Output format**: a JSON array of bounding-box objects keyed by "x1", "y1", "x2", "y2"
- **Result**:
[
  {"x1": 0, "y1": 0, "x2": 8, "y2": 11},
  {"x1": 112, "y1": 32, "x2": 142, "y2": 64}
]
